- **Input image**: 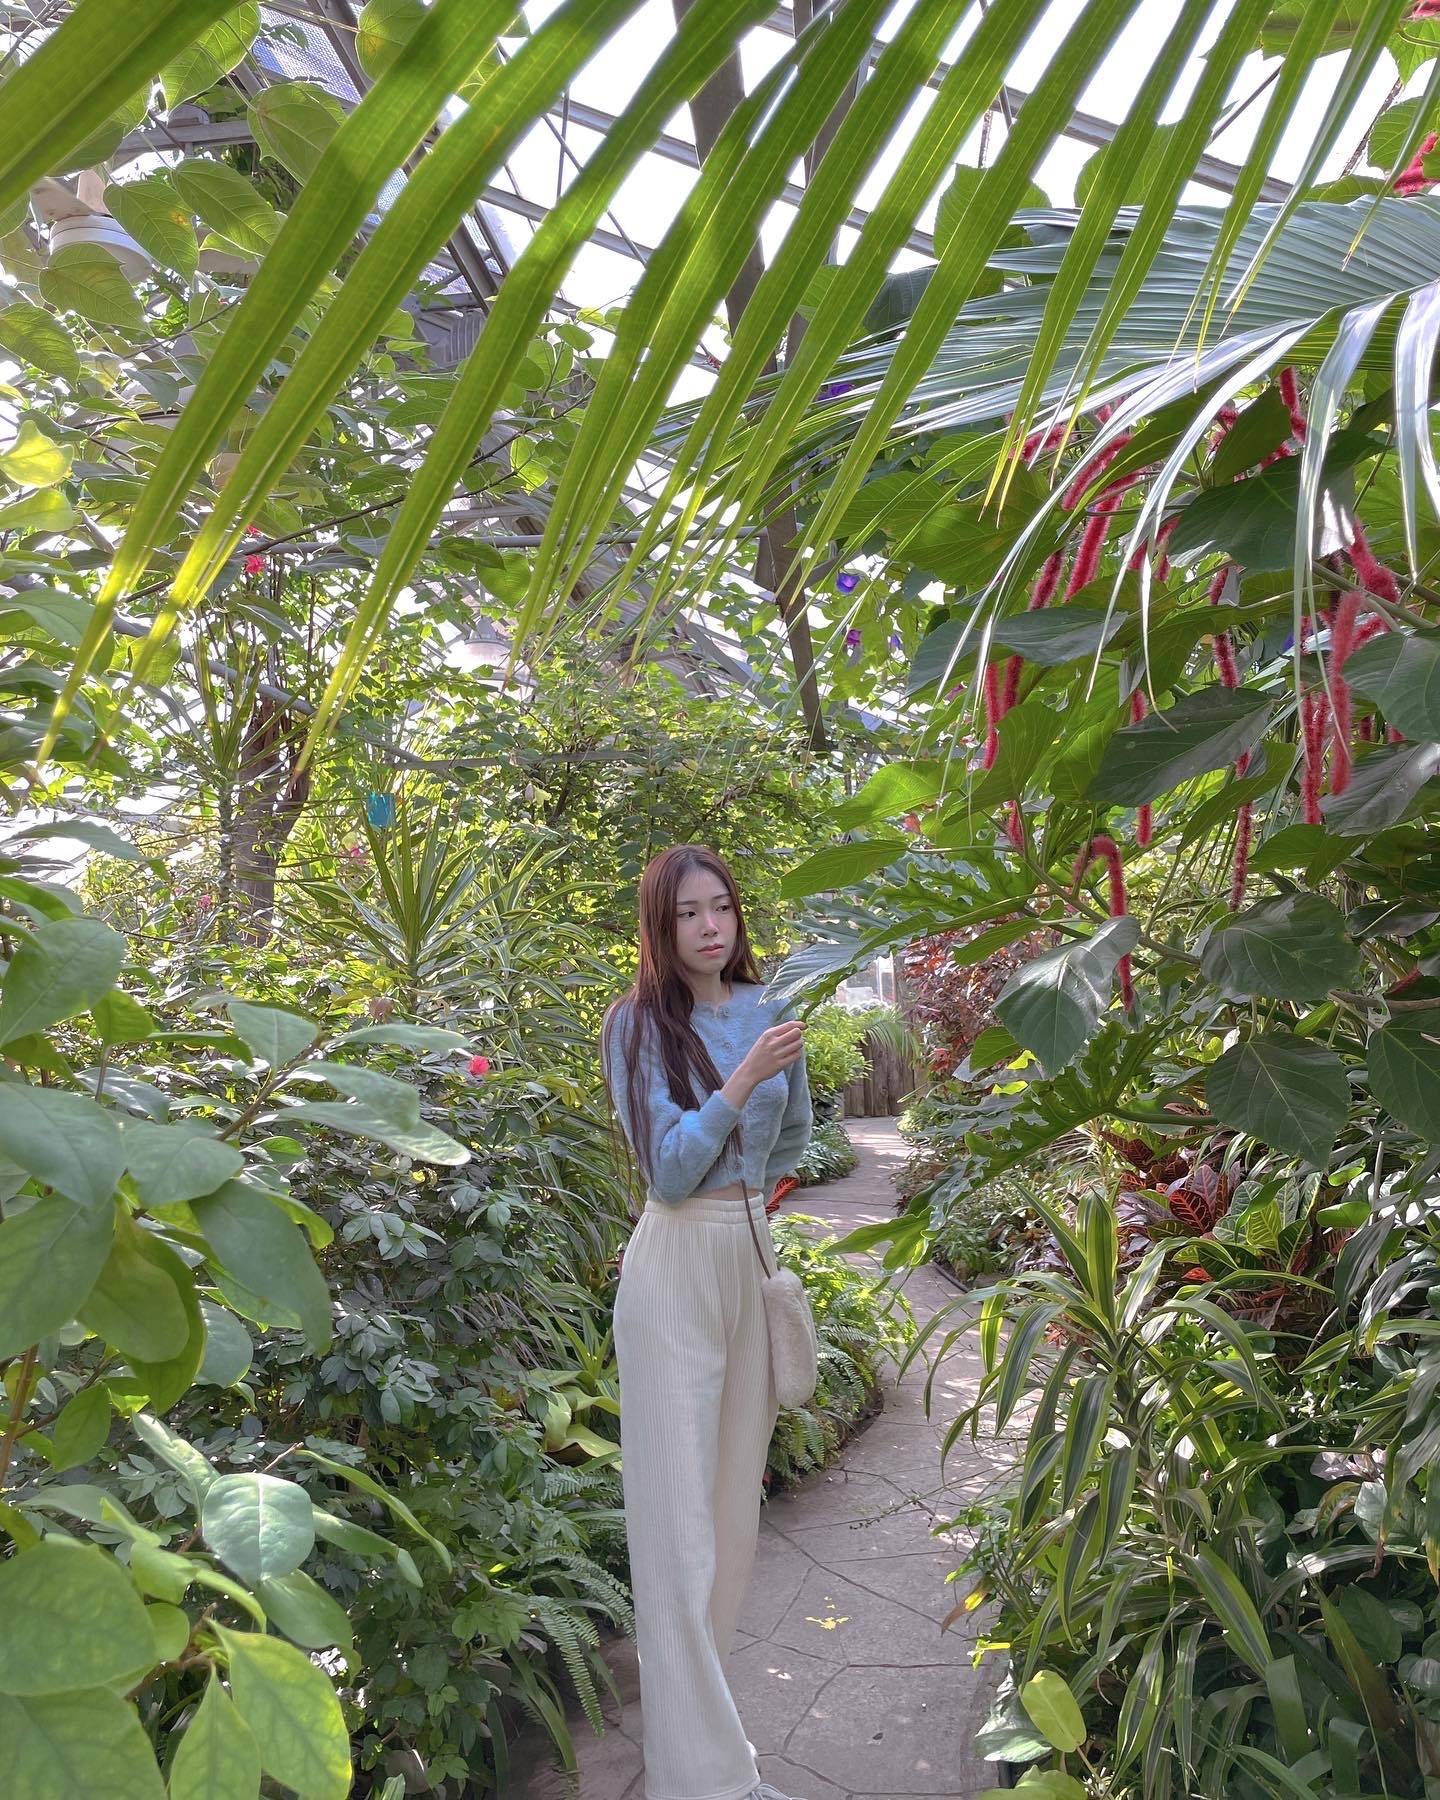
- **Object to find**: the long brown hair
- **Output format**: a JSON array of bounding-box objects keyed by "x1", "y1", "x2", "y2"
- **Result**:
[{"x1": 601, "y1": 845, "x2": 763, "y2": 1190}]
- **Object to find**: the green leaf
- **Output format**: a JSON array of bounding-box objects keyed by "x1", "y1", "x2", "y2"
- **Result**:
[
  {"x1": 1021, "y1": 1669, "x2": 1087, "y2": 1753},
  {"x1": 832, "y1": 760, "x2": 949, "y2": 828},
  {"x1": 0, "y1": 916, "x2": 126, "y2": 1045},
  {"x1": 92, "y1": 991, "x2": 156, "y2": 1045},
  {"x1": 147, "y1": 1602, "x2": 190, "y2": 1664},
  {"x1": 192, "y1": 1181, "x2": 332, "y2": 1350},
  {"x1": 77, "y1": 1214, "x2": 191, "y2": 1361},
  {"x1": 15, "y1": 820, "x2": 144, "y2": 862},
  {"x1": 356, "y1": 0, "x2": 426, "y2": 78},
  {"x1": 779, "y1": 837, "x2": 909, "y2": 898},
  {"x1": 202, "y1": 1474, "x2": 316, "y2": 1586},
  {"x1": 0, "y1": 1084, "x2": 124, "y2": 1209},
  {"x1": 131, "y1": 1413, "x2": 217, "y2": 1505},
  {"x1": 215, "y1": 1625, "x2": 350, "y2": 1800},
  {"x1": 160, "y1": 4, "x2": 261, "y2": 109},
  {"x1": 0, "y1": 419, "x2": 73, "y2": 487},
  {"x1": 248, "y1": 82, "x2": 346, "y2": 183},
  {"x1": 281, "y1": 1100, "x2": 470, "y2": 1166},
  {"x1": 333, "y1": 1022, "x2": 471, "y2": 1051},
  {"x1": 990, "y1": 604, "x2": 1124, "y2": 665},
  {"x1": 197, "y1": 1300, "x2": 253, "y2": 1387},
  {"x1": 125, "y1": 1232, "x2": 206, "y2": 1411},
  {"x1": 0, "y1": 488, "x2": 78, "y2": 534},
  {"x1": 1200, "y1": 893, "x2": 1362, "y2": 1001},
  {"x1": 171, "y1": 159, "x2": 279, "y2": 255},
  {"x1": 123, "y1": 1122, "x2": 243, "y2": 1207},
  {"x1": 1337, "y1": 1585, "x2": 1403, "y2": 1663},
  {"x1": 167, "y1": 1670, "x2": 261, "y2": 1800},
  {"x1": 0, "y1": 302, "x2": 80, "y2": 383},
  {"x1": 0, "y1": 1543, "x2": 154, "y2": 1696},
  {"x1": 104, "y1": 176, "x2": 199, "y2": 280},
  {"x1": 224, "y1": 1000, "x2": 317, "y2": 1068},
  {"x1": 1345, "y1": 630, "x2": 1440, "y2": 741},
  {"x1": 995, "y1": 916, "x2": 1138, "y2": 1075},
  {"x1": 38, "y1": 244, "x2": 143, "y2": 330},
  {"x1": 0, "y1": 1195, "x2": 113, "y2": 1359},
  {"x1": 1088, "y1": 687, "x2": 1272, "y2": 806},
  {"x1": 43, "y1": 1385, "x2": 112, "y2": 1473},
  {"x1": 1205, "y1": 1031, "x2": 1349, "y2": 1162},
  {"x1": 1182, "y1": 1544, "x2": 1273, "y2": 1677},
  {"x1": 0, "y1": 1688, "x2": 165, "y2": 1800},
  {"x1": 297, "y1": 1446, "x2": 452, "y2": 1570},
  {"x1": 1167, "y1": 427, "x2": 1377, "y2": 570},
  {"x1": 969, "y1": 694, "x2": 1064, "y2": 806},
  {"x1": 1210, "y1": 385, "x2": 1293, "y2": 481},
  {"x1": 1368, "y1": 1017, "x2": 1440, "y2": 1138},
  {"x1": 254, "y1": 1569, "x2": 353, "y2": 1653},
  {"x1": 1322, "y1": 740, "x2": 1440, "y2": 835},
  {"x1": 129, "y1": 1541, "x2": 194, "y2": 1604}
]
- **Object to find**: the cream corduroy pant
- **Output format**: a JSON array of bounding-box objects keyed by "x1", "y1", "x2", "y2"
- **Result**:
[{"x1": 614, "y1": 1185, "x2": 780, "y2": 1800}]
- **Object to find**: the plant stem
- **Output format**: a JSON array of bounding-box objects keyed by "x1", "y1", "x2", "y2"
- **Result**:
[{"x1": 0, "y1": 1346, "x2": 40, "y2": 1491}]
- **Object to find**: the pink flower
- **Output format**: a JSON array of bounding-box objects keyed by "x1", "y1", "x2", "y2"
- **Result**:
[
  {"x1": 197, "y1": 893, "x2": 214, "y2": 909},
  {"x1": 345, "y1": 843, "x2": 366, "y2": 862},
  {"x1": 244, "y1": 553, "x2": 266, "y2": 574},
  {"x1": 468, "y1": 1054, "x2": 491, "y2": 1077},
  {"x1": 244, "y1": 524, "x2": 262, "y2": 536}
]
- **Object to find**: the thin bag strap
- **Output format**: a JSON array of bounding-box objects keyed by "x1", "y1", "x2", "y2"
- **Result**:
[{"x1": 743, "y1": 1186, "x2": 773, "y2": 1278}]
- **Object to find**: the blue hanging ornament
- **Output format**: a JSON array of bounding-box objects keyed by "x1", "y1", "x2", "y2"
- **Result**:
[{"x1": 366, "y1": 790, "x2": 397, "y2": 829}]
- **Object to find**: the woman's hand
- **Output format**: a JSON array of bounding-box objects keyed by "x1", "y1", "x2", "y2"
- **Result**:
[{"x1": 739, "y1": 1020, "x2": 807, "y2": 1084}]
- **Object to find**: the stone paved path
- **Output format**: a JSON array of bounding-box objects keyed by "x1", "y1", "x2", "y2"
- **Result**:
[{"x1": 512, "y1": 1120, "x2": 1011, "y2": 1800}]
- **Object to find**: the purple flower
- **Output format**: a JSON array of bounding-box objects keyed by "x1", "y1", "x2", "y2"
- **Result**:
[
  {"x1": 845, "y1": 628, "x2": 863, "y2": 647},
  {"x1": 820, "y1": 381, "x2": 854, "y2": 401},
  {"x1": 889, "y1": 632, "x2": 902, "y2": 650},
  {"x1": 837, "y1": 571, "x2": 859, "y2": 592}
]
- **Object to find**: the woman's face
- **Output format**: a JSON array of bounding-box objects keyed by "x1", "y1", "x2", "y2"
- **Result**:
[{"x1": 672, "y1": 872, "x2": 737, "y2": 983}]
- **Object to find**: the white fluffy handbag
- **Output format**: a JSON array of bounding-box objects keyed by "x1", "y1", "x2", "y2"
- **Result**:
[{"x1": 744, "y1": 1189, "x2": 818, "y2": 1410}]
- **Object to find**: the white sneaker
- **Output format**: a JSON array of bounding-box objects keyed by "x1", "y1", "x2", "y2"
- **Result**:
[{"x1": 750, "y1": 1787, "x2": 802, "y2": 1800}]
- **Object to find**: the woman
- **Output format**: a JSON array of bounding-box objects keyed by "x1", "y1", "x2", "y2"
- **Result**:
[{"x1": 601, "y1": 844, "x2": 813, "y2": 1800}]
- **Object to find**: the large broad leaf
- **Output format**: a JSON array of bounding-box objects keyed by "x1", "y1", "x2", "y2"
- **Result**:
[
  {"x1": 1322, "y1": 740, "x2": 1440, "y2": 835},
  {"x1": 832, "y1": 760, "x2": 950, "y2": 828},
  {"x1": 0, "y1": 1195, "x2": 113, "y2": 1361},
  {"x1": 281, "y1": 1100, "x2": 469, "y2": 1165},
  {"x1": 995, "y1": 916, "x2": 1139, "y2": 1075},
  {"x1": 253, "y1": 1570, "x2": 353, "y2": 1654},
  {"x1": 970, "y1": 695, "x2": 1065, "y2": 805},
  {"x1": 0, "y1": 916, "x2": 126, "y2": 1045},
  {"x1": 105, "y1": 175, "x2": 200, "y2": 281},
  {"x1": 225, "y1": 1000, "x2": 317, "y2": 1068},
  {"x1": 0, "y1": 1084, "x2": 124, "y2": 1209},
  {"x1": 123, "y1": 1234, "x2": 206, "y2": 1413},
  {"x1": 0, "y1": 1688, "x2": 165, "y2": 1800},
  {"x1": 1088, "y1": 688, "x2": 1272, "y2": 806},
  {"x1": 159, "y1": 3, "x2": 261, "y2": 108},
  {"x1": 990, "y1": 605, "x2": 1124, "y2": 665},
  {"x1": 77, "y1": 1214, "x2": 192, "y2": 1362},
  {"x1": 168, "y1": 1672, "x2": 261, "y2": 1800},
  {"x1": 38, "y1": 244, "x2": 143, "y2": 330},
  {"x1": 191, "y1": 1181, "x2": 332, "y2": 1350},
  {"x1": 1200, "y1": 894, "x2": 1361, "y2": 1001},
  {"x1": 1344, "y1": 631, "x2": 1440, "y2": 741},
  {"x1": 201, "y1": 1474, "x2": 316, "y2": 1586},
  {"x1": 123, "y1": 1122, "x2": 243, "y2": 1208},
  {"x1": 215, "y1": 1626, "x2": 350, "y2": 1800},
  {"x1": 1205, "y1": 1031, "x2": 1349, "y2": 1161},
  {"x1": 1020, "y1": 1670, "x2": 1087, "y2": 1754},
  {"x1": 1368, "y1": 1016, "x2": 1440, "y2": 1138},
  {"x1": 1166, "y1": 427, "x2": 1377, "y2": 569},
  {"x1": 0, "y1": 302, "x2": 81, "y2": 383},
  {"x1": 247, "y1": 82, "x2": 347, "y2": 184},
  {"x1": 779, "y1": 838, "x2": 909, "y2": 898},
  {"x1": 0, "y1": 1543, "x2": 154, "y2": 1697},
  {"x1": 197, "y1": 1300, "x2": 253, "y2": 1387}
]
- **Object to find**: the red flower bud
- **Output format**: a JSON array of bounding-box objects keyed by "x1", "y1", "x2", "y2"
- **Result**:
[{"x1": 468, "y1": 1054, "x2": 491, "y2": 1077}]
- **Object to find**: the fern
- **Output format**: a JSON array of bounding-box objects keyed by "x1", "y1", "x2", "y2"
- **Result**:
[{"x1": 530, "y1": 1596, "x2": 606, "y2": 1734}]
